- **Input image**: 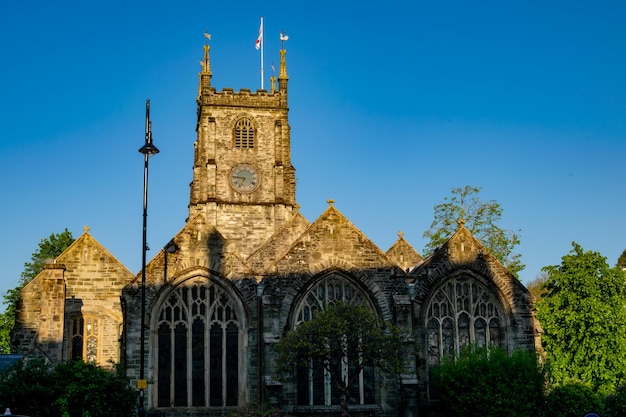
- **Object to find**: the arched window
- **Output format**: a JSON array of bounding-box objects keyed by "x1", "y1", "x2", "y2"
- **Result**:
[
  {"x1": 156, "y1": 279, "x2": 242, "y2": 408},
  {"x1": 68, "y1": 315, "x2": 100, "y2": 364},
  {"x1": 293, "y1": 273, "x2": 375, "y2": 406},
  {"x1": 425, "y1": 276, "x2": 505, "y2": 366},
  {"x1": 234, "y1": 118, "x2": 255, "y2": 149}
]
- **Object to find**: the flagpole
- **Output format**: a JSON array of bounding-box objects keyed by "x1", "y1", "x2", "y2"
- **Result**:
[{"x1": 260, "y1": 16, "x2": 264, "y2": 90}]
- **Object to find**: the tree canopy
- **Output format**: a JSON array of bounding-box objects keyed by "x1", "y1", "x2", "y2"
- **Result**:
[
  {"x1": 537, "y1": 242, "x2": 626, "y2": 395},
  {"x1": 0, "y1": 229, "x2": 74, "y2": 353},
  {"x1": 423, "y1": 185, "x2": 524, "y2": 277},
  {"x1": 274, "y1": 301, "x2": 404, "y2": 417},
  {"x1": 19, "y1": 228, "x2": 75, "y2": 285},
  {"x1": 617, "y1": 248, "x2": 626, "y2": 270}
]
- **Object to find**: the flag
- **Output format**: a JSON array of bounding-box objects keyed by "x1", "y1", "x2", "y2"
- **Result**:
[{"x1": 255, "y1": 20, "x2": 263, "y2": 50}]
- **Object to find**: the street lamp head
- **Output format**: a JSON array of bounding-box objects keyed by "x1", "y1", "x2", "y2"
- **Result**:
[{"x1": 139, "y1": 141, "x2": 160, "y2": 156}]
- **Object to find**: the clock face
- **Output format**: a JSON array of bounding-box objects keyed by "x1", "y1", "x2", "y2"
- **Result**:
[{"x1": 229, "y1": 163, "x2": 260, "y2": 193}]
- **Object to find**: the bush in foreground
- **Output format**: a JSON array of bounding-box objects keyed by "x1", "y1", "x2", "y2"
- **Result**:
[
  {"x1": 434, "y1": 346, "x2": 545, "y2": 417},
  {"x1": 544, "y1": 382, "x2": 604, "y2": 417},
  {"x1": 0, "y1": 359, "x2": 136, "y2": 417}
]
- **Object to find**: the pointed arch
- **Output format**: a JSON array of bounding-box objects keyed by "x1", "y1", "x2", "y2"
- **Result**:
[
  {"x1": 151, "y1": 272, "x2": 248, "y2": 409},
  {"x1": 423, "y1": 273, "x2": 508, "y2": 367},
  {"x1": 288, "y1": 270, "x2": 380, "y2": 407}
]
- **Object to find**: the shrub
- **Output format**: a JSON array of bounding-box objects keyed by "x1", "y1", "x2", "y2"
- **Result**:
[
  {"x1": 543, "y1": 382, "x2": 604, "y2": 417},
  {"x1": 434, "y1": 346, "x2": 545, "y2": 417},
  {"x1": 0, "y1": 358, "x2": 58, "y2": 417},
  {"x1": 605, "y1": 385, "x2": 626, "y2": 417},
  {"x1": 0, "y1": 359, "x2": 136, "y2": 417}
]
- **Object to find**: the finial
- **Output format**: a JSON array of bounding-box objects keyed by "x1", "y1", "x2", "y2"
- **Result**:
[
  {"x1": 327, "y1": 199, "x2": 335, "y2": 206},
  {"x1": 83, "y1": 225, "x2": 90, "y2": 234},
  {"x1": 398, "y1": 231, "x2": 404, "y2": 239},
  {"x1": 279, "y1": 33, "x2": 288, "y2": 79},
  {"x1": 270, "y1": 61, "x2": 276, "y2": 93},
  {"x1": 457, "y1": 218, "x2": 466, "y2": 227},
  {"x1": 201, "y1": 31, "x2": 212, "y2": 75},
  {"x1": 198, "y1": 30, "x2": 212, "y2": 98}
]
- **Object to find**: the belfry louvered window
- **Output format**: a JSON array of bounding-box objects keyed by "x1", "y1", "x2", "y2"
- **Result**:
[
  {"x1": 425, "y1": 276, "x2": 506, "y2": 366},
  {"x1": 293, "y1": 273, "x2": 376, "y2": 406},
  {"x1": 234, "y1": 118, "x2": 255, "y2": 149},
  {"x1": 156, "y1": 279, "x2": 242, "y2": 408}
]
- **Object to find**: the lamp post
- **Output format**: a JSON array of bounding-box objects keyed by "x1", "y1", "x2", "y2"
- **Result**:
[{"x1": 138, "y1": 99, "x2": 159, "y2": 417}]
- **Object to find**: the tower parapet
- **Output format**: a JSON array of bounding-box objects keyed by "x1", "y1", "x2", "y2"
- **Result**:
[{"x1": 198, "y1": 87, "x2": 288, "y2": 109}]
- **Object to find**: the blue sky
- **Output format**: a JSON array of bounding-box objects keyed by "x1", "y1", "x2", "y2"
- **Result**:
[{"x1": 1, "y1": 1, "x2": 625, "y2": 303}]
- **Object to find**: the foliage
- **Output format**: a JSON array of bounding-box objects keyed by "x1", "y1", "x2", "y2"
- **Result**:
[
  {"x1": 606, "y1": 385, "x2": 626, "y2": 417},
  {"x1": 228, "y1": 402, "x2": 286, "y2": 417},
  {"x1": 433, "y1": 346, "x2": 545, "y2": 417},
  {"x1": 537, "y1": 242, "x2": 626, "y2": 395},
  {"x1": 617, "y1": 248, "x2": 626, "y2": 270},
  {"x1": 0, "y1": 358, "x2": 58, "y2": 417},
  {"x1": 0, "y1": 359, "x2": 136, "y2": 417},
  {"x1": 526, "y1": 271, "x2": 549, "y2": 303},
  {"x1": 423, "y1": 185, "x2": 524, "y2": 277},
  {"x1": 274, "y1": 301, "x2": 404, "y2": 417},
  {"x1": 543, "y1": 382, "x2": 604, "y2": 417},
  {"x1": 0, "y1": 229, "x2": 74, "y2": 353}
]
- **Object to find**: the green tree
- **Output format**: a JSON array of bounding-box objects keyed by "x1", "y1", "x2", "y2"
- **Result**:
[
  {"x1": 617, "y1": 248, "x2": 626, "y2": 270},
  {"x1": 19, "y1": 228, "x2": 75, "y2": 283},
  {"x1": 0, "y1": 359, "x2": 136, "y2": 417},
  {"x1": 274, "y1": 301, "x2": 404, "y2": 417},
  {"x1": 0, "y1": 229, "x2": 74, "y2": 353},
  {"x1": 537, "y1": 242, "x2": 626, "y2": 395},
  {"x1": 527, "y1": 271, "x2": 549, "y2": 303},
  {"x1": 423, "y1": 186, "x2": 524, "y2": 277},
  {"x1": 434, "y1": 346, "x2": 545, "y2": 417}
]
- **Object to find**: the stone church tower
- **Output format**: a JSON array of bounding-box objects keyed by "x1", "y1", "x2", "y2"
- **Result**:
[
  {"x1": 190, "y1": 40, "x2": 296, "y2": 257},
  {"x1": 12, "y1": 35, "x2": 538, "y2": 417}
]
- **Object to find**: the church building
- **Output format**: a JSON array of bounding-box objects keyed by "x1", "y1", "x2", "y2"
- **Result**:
[{"x1": 11, "y1": 36, "x2": 537, "y2": 417}]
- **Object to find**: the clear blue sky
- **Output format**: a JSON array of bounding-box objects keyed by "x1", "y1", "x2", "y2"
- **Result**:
[{"x1": 1, "y1": 1, "x2": 625, "y2": 303}]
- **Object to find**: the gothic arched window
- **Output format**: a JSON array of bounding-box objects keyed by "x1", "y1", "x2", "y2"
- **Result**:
[
  {"x1": 234, "y1": 118, "x2": 255, "y2": 149},
  {"x1": 425, "y1": 276, "x2": 506, "y2": 366},
  {"x1": 293, "y1": 273, "x2": 376, "y2": 407},
  {"x1": 156, "y1": 279, "x2": 242, "y2": 408},
  {"x1": 68, "y1": 315, "x2": 100, "y2": 364}
]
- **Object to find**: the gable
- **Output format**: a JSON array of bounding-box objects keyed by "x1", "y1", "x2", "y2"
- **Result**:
[
  {"x1": 269, "y1": 204, "x2": 400, "y2": 274},
  {"x1": 55, "y1": 232, "x2": 135, "y2": 297},
  {"x1": 412, "y1": 225, "x2": 531, "y2": 308},
  {"x1": 386, "y1": 233, "x2": 423, "y2": 272}
]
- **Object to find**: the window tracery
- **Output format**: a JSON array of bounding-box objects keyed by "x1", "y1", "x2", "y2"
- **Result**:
[
  {"x1": 425, "y1": 276, "x2": 505, "y2": 366},
  {"x1": 156, "y1": 279, "x2": 241, "y2": 408}
]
